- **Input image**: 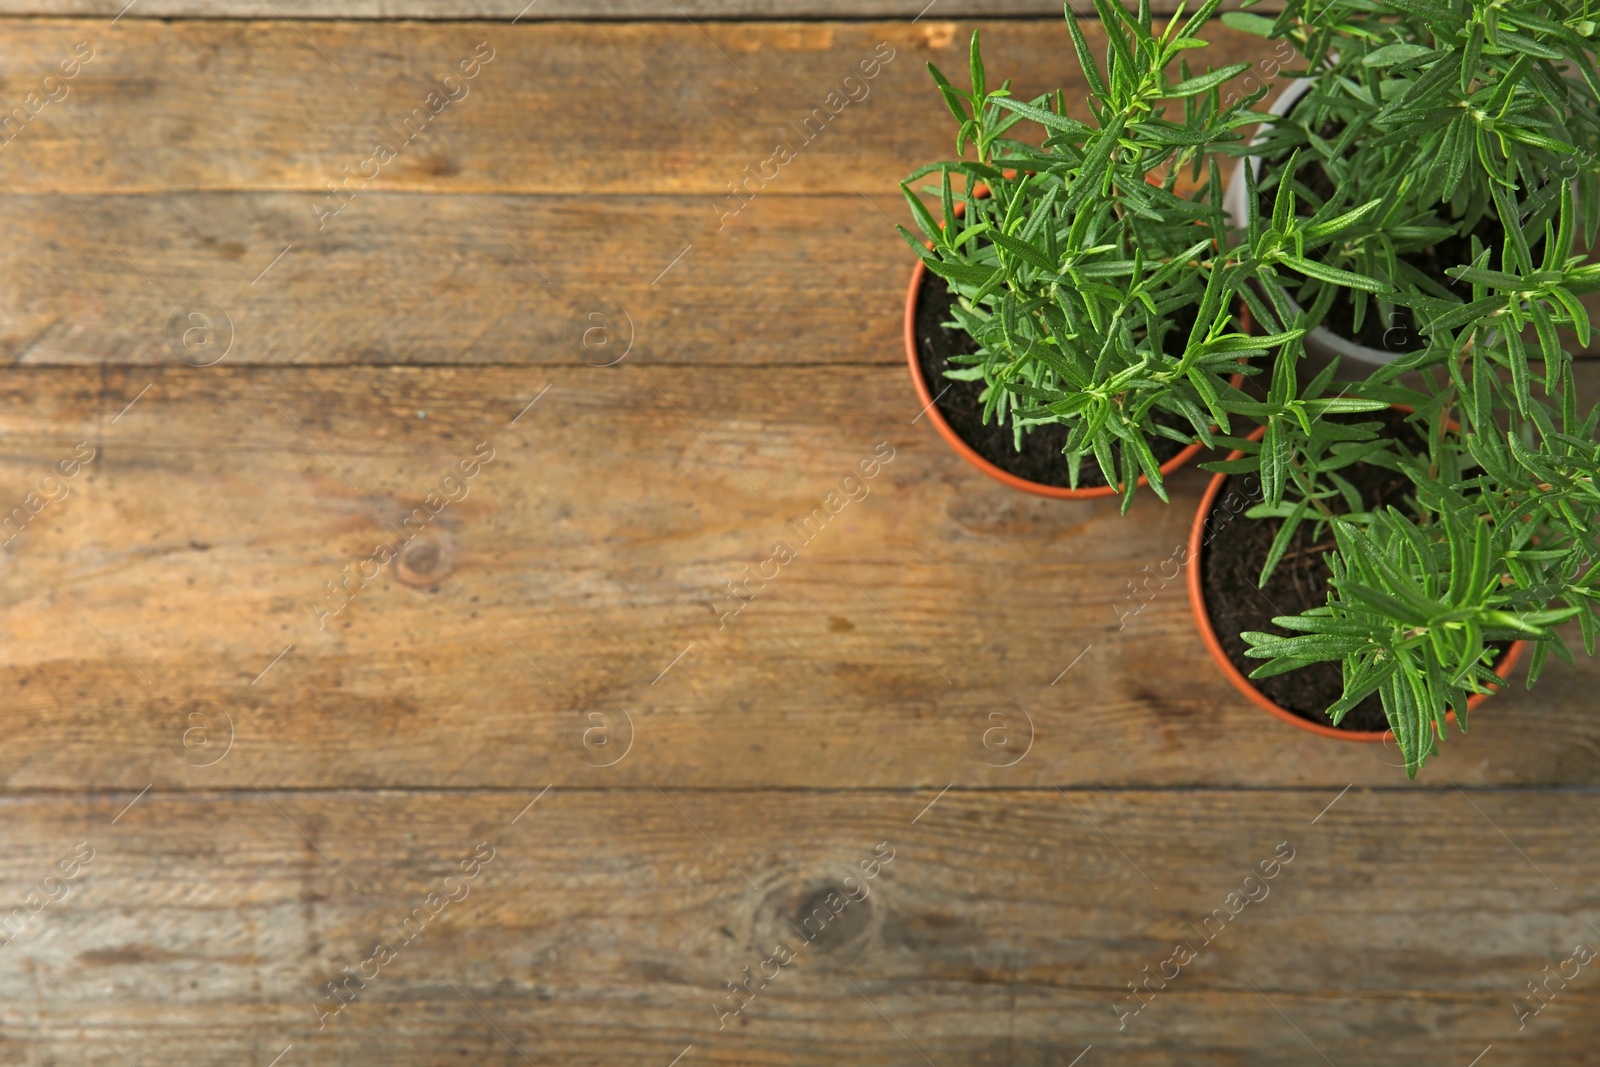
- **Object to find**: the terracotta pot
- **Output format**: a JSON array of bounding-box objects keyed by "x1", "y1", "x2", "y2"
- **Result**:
[
  {"x1": 904, "y1": 258, "x2": 1236, "y2": 499},
  {"x1": 1186, "y1": 420, "x2": 1525, "y2": 741}
]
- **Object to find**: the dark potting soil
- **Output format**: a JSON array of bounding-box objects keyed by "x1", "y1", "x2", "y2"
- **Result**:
[
  {"x1": 913, "y1": 270, "x2": 1189, "y2": 488},
  {"x1": 1199, "y1": 410, "x2": 1509, "y2": 733},
  {"x1": 1254, "y1": 100, "x2": 1532, "y2": 355}
]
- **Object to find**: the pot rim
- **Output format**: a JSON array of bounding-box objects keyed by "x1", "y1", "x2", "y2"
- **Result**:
[
  {"x1": 1185, "y1": 417, "x2": 1525, "y2": 743},
  {"x1": 904, "y1": 258, "x2": 1224, "y2": 499}
]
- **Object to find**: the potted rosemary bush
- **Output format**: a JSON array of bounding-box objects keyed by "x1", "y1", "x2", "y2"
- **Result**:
[
  {"x1": 904, "y1": 1, "x2": 1600, "y2": 775},
  {"x1": 1201, "y1": 0, "x2": 1600, "y2": 773},
  {"x1": 1220, "y1": 0, "x2": 1600, "y2": 372},
  {"x1": 900, "y1": 0, "x2": 1335, "y2": 503},
  {"x1": 1195, "y1": 187, "x2": 1600, "y2": 775}
]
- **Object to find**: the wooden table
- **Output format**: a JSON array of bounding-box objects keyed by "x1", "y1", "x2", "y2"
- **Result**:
[{"x1": 1, "y1": 3, "x2": 1597, "y2": 1064}]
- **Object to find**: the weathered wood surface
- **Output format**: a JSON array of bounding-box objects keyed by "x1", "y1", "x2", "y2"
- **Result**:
[
  {"x1": 2, "y1": 364, "x2": 1599, "y2": 792},
  {"x1": 0, "y1": 193, "x2": 918, "y2": 366},
  {"x1": 0, "y1": 19, "x2": 1274, "y2": 196},
  {"x1": 0, "y1": 0, "x2": 1265, "y2": 19},
  {"x1": 0, "y1": 16, "x2": 1272, "y2": 366},
  {"x1": 2, "y1": 11, "x2": 1599, "y2": 1067},
  {"x1": 3, "y1": 19, "x2": 1594, "y2": 366},
  {"x1": 0, "y1": 788, "x2": 1594, "y2": 1066},
  {"x1": 7, "y1": 186, "x2": 1597, "y2": 365}
]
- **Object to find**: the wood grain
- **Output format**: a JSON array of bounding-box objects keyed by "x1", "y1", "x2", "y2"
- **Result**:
[
  {"x1": 1, "y1": 363, "x2": 1598, "y2": 793},
  {"x1": 1, "y1": 10, "x2": 1597, "y2": 1065},
  {"x1": 0, "y1": 193, "x2": 917, "y2": 366},
  {"x1": 6, "y1": 18, "x2": 1593, "y2": 367},
  {"x1": 0, "y1": 0, "x2": 1261, "y2": 19},
  {"x1": 0, "y1": 17, "x2": 1273, "y2": 365},
  {"x1": 6, "y1": 188, "x2": 1597, "y2": 367},
  {"x1": 0, "y1": 788, "x2": 1593, "y2": 1066},
  {"x1": 0, "y1": 19, "x2": 1277, "y2": 195}
]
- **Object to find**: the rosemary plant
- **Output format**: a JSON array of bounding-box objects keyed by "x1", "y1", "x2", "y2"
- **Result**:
[
  {"x1": 901, "y1": 0, "x2": 1389, "y2": 509},
  {"x1": 1223, "y1": 0, "x2": 1600, "y2": 353},
  {"x1": 904, "y1": 1, "x2": 1600, "y2": 774},
  {"x1": 1239, "y1": 185, "x2": 1600, "y2": 775},
  {"x1": 1221, "y1": 0, "x2": 1600, "y2": 773}
]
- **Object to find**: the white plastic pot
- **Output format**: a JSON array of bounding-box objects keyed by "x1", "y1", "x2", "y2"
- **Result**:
[{"x1": 1224, "y1": 77, "x2": 1407, "y2": 371}]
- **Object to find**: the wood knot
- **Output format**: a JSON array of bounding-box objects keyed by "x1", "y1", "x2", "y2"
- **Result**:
[
  {"x1": 755, "y1": 875, "x2": 880, "y2": 966},
  {"x1": 394, "y1": 538, "x2": 449, "y2": 588}
]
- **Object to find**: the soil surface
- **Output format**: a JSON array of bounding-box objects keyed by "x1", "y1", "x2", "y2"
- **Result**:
[
  {"x1": 1199, "y1": 410, "x2": 1507, "y2": 732},
  {"x1": 913, "y1": 270, "x2": 1188, "y2": 488}
]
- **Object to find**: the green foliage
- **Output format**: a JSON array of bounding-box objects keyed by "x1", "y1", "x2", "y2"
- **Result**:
[
  {"x1": 899, "y1": 1, "x2": 1284, "y2": 509},
  {"x1": 1236, "y1": 179, "x2": 1600, "y2": 776},
  {"x1": 1240, "y1": 392, "x2": 1600, "y2": 775},
  {"x1": 1232, "y1": 0, "x2": 1600, "y2": 388},
  {"x1": 906, "y1": 0, "x2": 1600, "y2": 775}
]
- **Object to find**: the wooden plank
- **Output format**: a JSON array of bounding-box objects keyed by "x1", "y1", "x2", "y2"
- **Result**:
[
  {"x1": 6, "y1": 186, "x2": 1597, "y2": 366},
  {"x1": 0, "y1": 1, "x2": 1263, "y2": 19},
  {"x1": 0, "y1": 19, "x2": 1280, "y2": 195},
  {"x1": 0, "y1": 193, "x2": 916, "y2": 366},
  {"x1": 0, "y1": 17, "x2": 1257, "y2": 365},
  {"x1": 5, "y1": 19, "x2": 1590, "y2": 367},
  {"x1": 1, "y1": 363, "x2": 1598, "y2": 792},
  {"x1": 0, "y1": 788, "x2": 1593, "y2": 1065}
]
